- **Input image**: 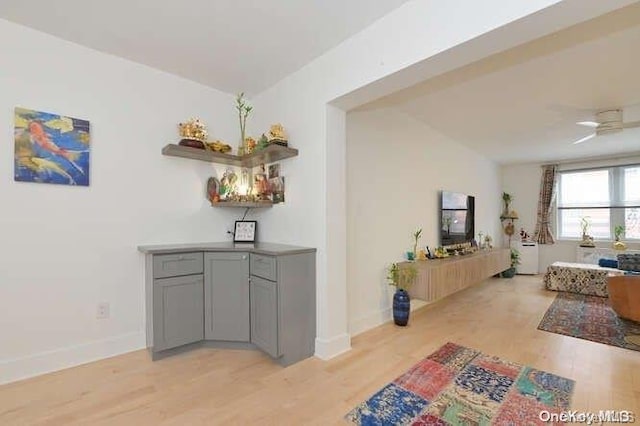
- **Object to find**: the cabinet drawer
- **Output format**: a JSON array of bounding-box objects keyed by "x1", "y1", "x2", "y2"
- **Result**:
[
  {"x1": 153, "y1": 252, "x2": 203, "y2": 278},
  {"x1": 250, "y1": 254, "x2": 277, "y2": 281}
]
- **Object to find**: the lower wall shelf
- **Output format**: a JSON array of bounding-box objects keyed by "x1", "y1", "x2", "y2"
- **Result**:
[
  {"x1": 211, "y1": 201, "x2": 273, "y2": 208},
  {"x1": 162, "y1": 143, "x2": 299, "y2": 167}
]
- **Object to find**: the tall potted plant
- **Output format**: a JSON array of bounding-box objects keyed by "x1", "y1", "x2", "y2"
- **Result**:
[
  {"x1": 235, "y1": 92, "x2": 253, "y2": 155},
  {"x1": 387, "y1": 263, "x2": 417, "y2": 326}
]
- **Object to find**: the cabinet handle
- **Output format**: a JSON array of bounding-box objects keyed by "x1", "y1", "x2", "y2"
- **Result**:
[
  {"x1": 242, "y1": 255, "x2": 247, "y2": 260},
  {"x1": 178, "y1": 255, "x2": 185, "y2": 260}
]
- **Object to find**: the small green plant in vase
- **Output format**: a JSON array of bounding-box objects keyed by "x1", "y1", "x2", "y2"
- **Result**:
[
  {"x1": 387, "y1": 263, "x2": 417, "y2": 290},
  {"x1": 387, "y1": 262, "x2": 417, "y2": 326},
  {"x1": 502, "y1": 192, "x2": 512, "y2": 217},
  {"x1": 579, "y1": 216, "x2": 595, "y2": 247},
  {"x1": 613, "y1": 225, "x2": 626, "y2": 250},
  {"x1": 412, "y1": 228, "x2": 422, "y2": 259},
  {"x1": 511, "y1": 248, "x2": 521, "y2": 268},
  {"x1": 500, "y1": 248, "x2": 521, "y2": 278}
]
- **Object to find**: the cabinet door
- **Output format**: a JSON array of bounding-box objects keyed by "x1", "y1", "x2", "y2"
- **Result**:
[
  {"x1": 204, "y1": 252, "x2": 250, "y2": 341},
  {"x1": 153, "y1": 275, "x2": 204, "y2": 351},
  {"x1": 516, "y1": 243, "x2": 538, "y2": 274},
  {"x1": 250, "y1": 275, "x2": 279, "y2": 358}
]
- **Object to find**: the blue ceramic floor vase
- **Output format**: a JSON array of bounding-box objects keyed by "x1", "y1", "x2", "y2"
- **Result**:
[{"x1": 393, "y1": 289, "x2": 410, "y2": 326}]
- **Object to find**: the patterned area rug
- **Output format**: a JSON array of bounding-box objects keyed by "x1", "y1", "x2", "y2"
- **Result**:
[
  {"x1": 345, "y1": 342, "x2": 574, "y2": 425},
  {"x1": 538, "y1": 292, "x2": 640, "y2": 352}
]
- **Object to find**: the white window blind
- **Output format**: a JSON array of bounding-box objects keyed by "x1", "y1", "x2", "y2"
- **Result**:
[{"x1": 556, "y1": 164, "x2": 640, "y2": 240}]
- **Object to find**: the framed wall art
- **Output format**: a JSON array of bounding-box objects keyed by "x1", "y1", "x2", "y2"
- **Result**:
[
  {"x1": 14, "y1": 107, "x2": 91, "y2": 186},
  {"x1": 234, "y1": 220, "x2": 257, "y2": 243}
]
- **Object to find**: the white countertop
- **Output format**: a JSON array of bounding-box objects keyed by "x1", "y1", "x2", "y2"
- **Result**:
[{"x1": 138, "y1": 241, "x2": 316, "y2": 256}]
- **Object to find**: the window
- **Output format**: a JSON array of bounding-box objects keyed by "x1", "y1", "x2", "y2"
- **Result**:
[
  {"x1": 625, "y1": 166, "x2": 640, "y2": 239},
  {"x1": 557, "y1": 164, "x2": 640, "y2": 240}
]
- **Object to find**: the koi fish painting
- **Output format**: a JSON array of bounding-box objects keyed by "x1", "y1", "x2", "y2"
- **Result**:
[{"x1": 14, "y1": 107, "x2": 90, "y2": 186}]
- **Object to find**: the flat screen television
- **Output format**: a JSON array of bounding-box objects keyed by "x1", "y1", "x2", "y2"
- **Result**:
[{"x1": 440, "y1": 190, "x2": 475, "y2": 246}]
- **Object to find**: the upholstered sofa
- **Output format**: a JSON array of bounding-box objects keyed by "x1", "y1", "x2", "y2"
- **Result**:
[
  {"x1": 544, "y1": 253, "x2": 640, "y2": 297},
  {"x1": 543, "y1": 262, "x2": 622, "y2": 297}
]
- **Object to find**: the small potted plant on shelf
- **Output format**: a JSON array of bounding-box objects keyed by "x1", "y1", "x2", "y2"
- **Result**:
[
  {"x1": 613, "y1": 225, "x2": 626, "y2": 250},
  {"x1": 579, "y1": 216, "x2": 595, "y2": 247},
  {"x1": 500, "y1": 248, "x2": 521, "y2": 278},
  {"x1": 387, "y1": 263, "x2": 417, "y2": 326},
  {"x1": 501, "y1": 192, "x2": 512, "y2": 217},
  {"x1": 412, "y1": 228, "x2": 422, "y2": 260},
  {"x1": 236, "y1": 92, "x2": 253, "y2": 155}
]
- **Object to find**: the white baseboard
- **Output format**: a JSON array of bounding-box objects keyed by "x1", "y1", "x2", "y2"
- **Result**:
[
  {"x1": 349, "y1": 307, "x2": 392, "y2": 336},
  {"x1": 0, "y1": 331, "x2": 145, "y2": 385},
  {"x1": 349, "y1": 299, "x2": 430, "y2": 337},
  {"x1": 315, "y1": 333, "x2": 351, "y2": 360}
]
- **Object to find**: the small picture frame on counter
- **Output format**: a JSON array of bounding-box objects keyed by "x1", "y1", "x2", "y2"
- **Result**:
[{"x1": 234, "y1": 220, "x2": 257, "y2": 243}]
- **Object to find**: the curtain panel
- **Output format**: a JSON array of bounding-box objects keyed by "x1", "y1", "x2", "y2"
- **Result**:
[{"x1": 534, "y1": 164, "x2": 558, "y2": 244}]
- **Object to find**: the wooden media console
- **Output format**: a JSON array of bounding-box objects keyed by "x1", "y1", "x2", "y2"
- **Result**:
[{"x1": 403, "y1": 248, "x2": 510, "y2": 303}]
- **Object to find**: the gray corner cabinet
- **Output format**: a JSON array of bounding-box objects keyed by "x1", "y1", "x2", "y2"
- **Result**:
[{"x1": 139, "y1": 242, "x2": 316, "y2": 367}]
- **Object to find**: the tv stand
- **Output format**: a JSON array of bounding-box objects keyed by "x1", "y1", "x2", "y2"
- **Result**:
[{"x1": 404, "y1": 248, "x2": 510, "y2": 303}]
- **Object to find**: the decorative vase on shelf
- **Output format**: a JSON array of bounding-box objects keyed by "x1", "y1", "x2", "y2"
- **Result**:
[
  {"x1": 613, "y1": 225, "x2": 626, "y2": 250},
  {"x1": 236, "y1": 92, "x2": 252, "y2": 157},
  {"x1": 580, "y1": 234, "x2": 595, "y2": 248},
  {"x1": 613, "y1": 240, "x2": 627, "y2": 251},
  {"x1": 393, "y1": 289, "x2": 410, "y2": 326}
]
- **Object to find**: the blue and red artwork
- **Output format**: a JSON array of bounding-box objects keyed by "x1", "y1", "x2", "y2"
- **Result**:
[{"x1": 14, "y1": 107, "x2": 90, "y2": 186}]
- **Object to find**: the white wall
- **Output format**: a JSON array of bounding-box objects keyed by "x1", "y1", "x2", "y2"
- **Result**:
[
  {"x1": 0, "y1": 19, "x2": 242, "y2": 384},
  {"x1": 346, "y1": 108, "x2": 501, "y2": 335},
  {"x1": 501, "y1": 156, "x2": 640, "y2": 272},
  {"x1": 250, "y1": 0, "x2": 632, "y2": 359},
  {"x1": 1, "y1": 0, "x2": 633, "y2": 383}
]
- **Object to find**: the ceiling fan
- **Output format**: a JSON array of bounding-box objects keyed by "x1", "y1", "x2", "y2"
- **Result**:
[{"x1": 573, "y1": 108, "x2": 640, "y2": 144}]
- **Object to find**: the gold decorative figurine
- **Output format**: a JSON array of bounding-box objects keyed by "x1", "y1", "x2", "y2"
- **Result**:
[
  {"x1": 245, "y1": 136, "x2": 257, "y2": 154},
  {"x1": 267, "y1": 123, "x2": 288, "y2": 146},
  {"x1": 205, "y1": 140, "x2": 232, "y2": 154},
  {"x1": 178, "y1": 118, "x2": 208, "y2": 149}
]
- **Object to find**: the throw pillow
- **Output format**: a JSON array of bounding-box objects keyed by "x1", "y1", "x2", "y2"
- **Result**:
[
  {"x1": 598, "y1": 258, "x2": 618, "y2": 269},
  {"x1": 617, "y1": 254, "x2": 640, "y2": 272}
]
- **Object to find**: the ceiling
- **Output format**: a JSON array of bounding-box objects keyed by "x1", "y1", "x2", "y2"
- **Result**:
[
  {"x1": 0, "y1": 0, "x2": 408, "y2": 96},
  {"x1": 3, "y1": 1, "x2": 639, "y2": 165},
  {"x1": 358, "y1": 3, "x2": 640, "y2": 165}
]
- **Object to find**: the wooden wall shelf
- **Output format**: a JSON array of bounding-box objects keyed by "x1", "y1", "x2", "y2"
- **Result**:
[{"x1": 162, "y1": 144, "x2": 299, "y2": 167}]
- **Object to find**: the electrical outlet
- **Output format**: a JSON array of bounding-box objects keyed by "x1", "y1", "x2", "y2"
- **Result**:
[{"x1": 97, "y1": 302, "x2": 110, "y2": 319}]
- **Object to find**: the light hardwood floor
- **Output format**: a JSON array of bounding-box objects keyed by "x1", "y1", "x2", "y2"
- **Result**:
[{"x1": 1, "y1": 275, "x2": 639, "y2": 425}]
